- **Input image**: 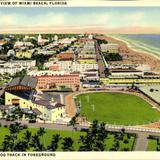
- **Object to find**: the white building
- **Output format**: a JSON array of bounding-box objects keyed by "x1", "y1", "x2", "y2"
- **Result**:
[
  {"x1": 81, "y1": 45, "x2": 95, "y2": 54},
  {"x1": 14, "y1": 41, "x2": 34, "y2": 48},
  {"x1": 81, "y1": 69, "x2": 99, "y2": 81},
  {"x1": 28, "y1": 70, "x2": 70, "y2": 77},
  {"x1": 7, "y1": 50, "x2": 15, "y2": 57},
  {"x1": 5, "y1": 60, "x2": 36, "y2": 69},
  {"x1": 101, "y1": 43, "x2": 119, "y2": 53},
  {"x1": 58, "y1": 37, "x2": 77, "y2": 45},
  {"x1": 35, "y1": 49, "x2": 56, "y2": 55},
  {"x1": 38, "y1": 34, "x2": 42, "y2": 44},
  {"x1": 72, "y1": 62, "x2": 98, "y2": 72},
  {"x1": 0, "y1": 60, "x2": 36, "y2": 75},
  {"x1": 54, "y1": 35, "x2": 58, "y2": 41},
  {"x1": 88, "y1": 34, "x2": 93, "y2": 39},
  {"x1": 44, "y1": 61, "x2": 98, "y2": 73},
  {"x1": 38, "y1": 34, "x2": 49, "y2": 45},
  {"x1": 109, "y1": 69, "x2": 144, "y2": 78},
  {"x1": 0, "y1": 67, "x2": 24, "y2": 75},
  {"x1": 78, "y1": 53, "x2": 96, "y2": 59}
]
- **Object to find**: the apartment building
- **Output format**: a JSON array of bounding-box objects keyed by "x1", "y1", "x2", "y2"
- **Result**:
[
  {"x1": 44, "y1": 61, "x2": 98, "y2": 72},
  {"x1": 101, "y1": 43, "x2": 119, "y2": 53},
  {"x1": 36, "y1": 73, "x2": 80, "y2": 89},
  {"x1": 5, "y1": 60, "x2": 36, "y2": 69}
]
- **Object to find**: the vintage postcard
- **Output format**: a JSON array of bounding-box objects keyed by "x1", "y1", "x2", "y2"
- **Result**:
[{"x1": 0, "y1": 0, "x2": 160, "y2": 160}]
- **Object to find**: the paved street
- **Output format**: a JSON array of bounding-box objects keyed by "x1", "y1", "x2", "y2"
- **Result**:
[
  {"x1": 95, "y1": 41, "x2": 106, "y2": 78},
  {"x1": 135, "y1": 133, "x2": 148, "y2": 151}
]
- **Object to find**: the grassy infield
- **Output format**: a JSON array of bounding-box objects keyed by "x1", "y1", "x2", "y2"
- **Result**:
[{"x1": 77, "y1": 92, "x2": 160, "y2": 125}]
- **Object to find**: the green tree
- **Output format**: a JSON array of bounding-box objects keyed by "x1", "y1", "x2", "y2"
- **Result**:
[
  {"x1": 79, "y1": 120, "x2": 107, "y2": 151},
  {"x1": 62, "y1": 137, "x2": 74, "y2": 151},
  {"x1": 37, "y1": 127, "x2": 46, "y2": 147},
  {"x1": 48, "y1": 134, "x2": 61, "y2": 151}
]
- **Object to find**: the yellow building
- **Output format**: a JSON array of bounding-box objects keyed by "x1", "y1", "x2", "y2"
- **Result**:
[
  {"x1": 16, "y1": 51, "x2": 32, "y2": 59},
  {"x1": 100, "y1": 78, "x2": 160, "y2": 85},
  {"x1": 79, "y1": 59, "x2": 97, "y2": 64},
  {"x1": 4, "y1": 76, "x2": 65, "y2": 122}
]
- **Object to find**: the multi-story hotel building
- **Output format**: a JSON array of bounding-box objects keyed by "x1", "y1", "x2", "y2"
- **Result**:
[
  {"x1": 101, "y1": 43, "x2": 119, "y2": 53},
  {"x1": 0, "y1": 60, "x2": 36, "y2": 75},
  {"x1": 44, "y1": 61, "x2": 98, "y2": 73},
  {"x1": 36, "y1": 73, "x2": 80, "y2": 89},
  {"x1": 5, "y1": 60, "x2": 36, "y2": 69}
]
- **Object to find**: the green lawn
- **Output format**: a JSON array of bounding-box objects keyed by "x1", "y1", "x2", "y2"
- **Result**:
[
  {"x1": 0, "y1": 127, "x2": 84, "y2": 151},
  {"x1": 147, "y1": 139, "x2": 157, "y2": 151},
  {"x1": 0, "y1": 80, "x2": 4, "y2": 86},
  {"x1": 105, "y1": 133, "x2": 135, "y2": 151},
  {"x1": 0, "y1": 126, "x2": 135, "y2": 151},
  {"x1": 77, "y1": 92, "x2": 160, "y2": 125}
]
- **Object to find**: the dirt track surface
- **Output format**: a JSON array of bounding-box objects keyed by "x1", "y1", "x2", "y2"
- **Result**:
[{"x1": 65, "y1": 92, "x2": 77, "y2": 117}]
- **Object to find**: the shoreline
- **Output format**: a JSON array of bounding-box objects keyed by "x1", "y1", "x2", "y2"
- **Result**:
[
  {"x1": 96, "y1": 34, "x2": 160, "y2": 72},
  {"x1": 109, "y1": 34, "x2": 160, "y2": 60}
]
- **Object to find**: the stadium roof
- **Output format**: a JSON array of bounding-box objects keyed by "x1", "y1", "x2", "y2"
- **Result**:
[{"x1": 8, "y1": 76, "x2": 38, "y2": 89}]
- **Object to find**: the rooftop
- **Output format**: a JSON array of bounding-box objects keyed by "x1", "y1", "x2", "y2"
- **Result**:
[
  {"x1": 32, "y1": 108, "x2": 42, "y2": 115},
  {"x1": 139, "y1": 85, "x2": 160, "y2": 104},
  {"x1": 33, "y1": 98, "x2": 64, "y2": 110},
  {"x1": 8, "y1": 90, "x2": 35, "y2": 100},
  {"x1": 110, "y1": 69, "x2": 142, "y2": 73},
  {"x1": 8, "y1": 76, "x2": 38, "y2": 89}
]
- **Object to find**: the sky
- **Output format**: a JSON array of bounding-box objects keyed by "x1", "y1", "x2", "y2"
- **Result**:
[{"x1": 0, "y1": 7, "x2": 160, "y2": 29}]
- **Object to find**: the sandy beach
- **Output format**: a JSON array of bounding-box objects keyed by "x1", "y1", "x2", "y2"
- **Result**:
[{"x1": 96, "y1": 35, "x2": 160, "y2": 72}]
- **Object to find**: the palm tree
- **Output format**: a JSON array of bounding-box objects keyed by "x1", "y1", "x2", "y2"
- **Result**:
[
  {"x1": 62, "y1": 137, "x2": 74, "y2": 151},
  {"x1": 69, "y1": 113, "x2": 79, "y2": 136},
  {"x1": 23, "y1": 130, "x2": 32, "y2": 143},
  {"x1": 30, "y1": 134, "x2": 39, "y2": 148},
  {"x1": 31, "y1": 134, "x2": 46, "y2": 151},
  {"x1": 37, "y1": 127, "x2": 46, "y2": 137},
  {"x1": 48, "y1": 134, "x2": 61, "y2": 151},
  {"x1": 2, "y1": 134, "x2": 17, "y2": 151},
  {"x1": 79, "y1": 135, "x2": 93, "y2": 151},
  {"x1": 2, "y1": 135, "x2": 12, "y2": 151},
  {"x1": 14, "y1": 140, "x2": 28, "y2": 151},
  {"x1": 37, "y1": 127, "x2": 46, "y2": 146},
  {"x1": 9, "y1": 122, "x2": 22, "y2": 134},
  {"x1": 79, "y1": 120, "x2": 107, "y2": 151}
]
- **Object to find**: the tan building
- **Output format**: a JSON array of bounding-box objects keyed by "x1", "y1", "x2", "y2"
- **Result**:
[
  {"x1": 4, "y1": 76, "x2": 65, "y2": 122},
  {"x1": 16, "y1": 51, "x2": 32, "y2": 59},
  {"x1": 36, "y1": 73, "x2": 80, "y2": 90}
]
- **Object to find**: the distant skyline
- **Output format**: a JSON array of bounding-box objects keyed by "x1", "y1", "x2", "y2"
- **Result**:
[{"x1": 0, "y1": 7, "x2": 160, "y2": 33}]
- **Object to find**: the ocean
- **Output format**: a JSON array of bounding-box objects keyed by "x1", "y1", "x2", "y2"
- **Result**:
[{"x1": 110, "y1": 34, "x2": 160, "y2": 58}]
